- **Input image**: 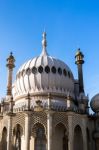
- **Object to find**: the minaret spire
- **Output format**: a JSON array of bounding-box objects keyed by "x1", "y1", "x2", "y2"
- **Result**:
[
  {"x1": 40, "y1": 32, "x2": 48, "y2": 56},
  {"x1": 6, "y1": 52, "x2": 15, "y2": 96},
  {"x1": 75, "y1": 48, "x2": 84, "y2": 93}
]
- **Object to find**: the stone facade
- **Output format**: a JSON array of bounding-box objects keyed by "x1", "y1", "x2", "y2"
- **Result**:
[
  {"x1": 0, "y1": 110, "x2": 97, "y2": 150},
  {"x1": 0, "y1": 33, "x2": 99, "y2": 150}
]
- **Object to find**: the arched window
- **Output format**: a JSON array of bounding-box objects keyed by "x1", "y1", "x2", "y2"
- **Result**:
[
  {"x1": 54, "y1": 123, "x2": 68, "y2": 150},
  {"x1": 74, "y1": 125, "x2": 83, "y2": 150},
  {"x1": 13, "y1": 124, "x2": 23, "y2": 150},
  {"x1": 34, "y1": 123, "x2": 46, "y2": 150},
  {"x1": 15, "y1": 127, "x2": 21, "y2": 150},
  {"x1": 63, "y1": 130, "x2": 68, "y2": 150},
  {"x1": 2, "y1": 127, "x2": 7, "y2": 150}
]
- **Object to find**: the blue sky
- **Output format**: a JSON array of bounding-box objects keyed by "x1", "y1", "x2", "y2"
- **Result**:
[{"x1": 0, "y1": 0, "x2": 99, "y2": 102}]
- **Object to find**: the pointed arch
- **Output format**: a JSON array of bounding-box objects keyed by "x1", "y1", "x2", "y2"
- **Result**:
[
  {"x1": 54, "y1": 123, "x2": 68, "y2": 150},
  {"x1": 13, "y1": 124, "x2": 23, "y2": 150},
  {"x1": 2, "y1": 127, "x2": 7, "y2": 150},
  {"x1": 32, "y1": 123, "x2": 47, "y2": 150},
  {"x1": 74, "y1": 125, "x2": 83, "y2": 150},
  {"x1": 32, "y1": 123, "x2": 46, "y2": 137}
]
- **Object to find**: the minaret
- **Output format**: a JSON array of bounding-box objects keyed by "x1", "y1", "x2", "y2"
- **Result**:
[
  {"x1": 6, "y1": 52, "x2": 15, "y2": 96},
  {"x1": 75, "y1": 48, "x2": 84, "y2": 93},
  {"x1": 6, "y1": 53, "x2": 15, "y2": 150}
]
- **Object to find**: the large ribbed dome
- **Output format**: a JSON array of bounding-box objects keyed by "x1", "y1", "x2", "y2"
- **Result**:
[{"x1": 12, "y1": 32, "x2": 74, "y2": 100}]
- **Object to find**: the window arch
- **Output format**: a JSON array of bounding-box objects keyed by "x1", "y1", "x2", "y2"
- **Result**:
[
  {"x1": 54, "y1": 123, "x2": 68, "y2": 150},
  {"x1": 34, "y1": 123, "x2": 46, "y2": 150},
  {"x1": 13, "y1": 124, "x2": 23, "y2": 150},
  {"x1": 74, "y1": 125, "x2": 83, "y2": 150},
  {"x1": 2, "y1": 127, "x2": 7, "y2": 150}
]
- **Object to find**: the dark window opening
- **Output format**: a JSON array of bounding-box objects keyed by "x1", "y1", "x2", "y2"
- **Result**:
[
  {"x1": 58, "y1": 68, "x2": 62, "y2": 75},
  {"x1": 63, "y1": 69, "x2": 67, "y2": 76},
  {"x1": 26, "y1": 68, "x2": 31, "y2": 75},
  {"x1": 45, "y1": 66, "x2": 50, "y2": 73},
  {"x1": 51, "y1": 66, "x2": 56, "y2": 74},
  {"x1": 34, "y1": 124, "x2": 46, "y2": 150},
  {"x1": 38, "y1": 66, "x2": 43, "y2": 73},
  {"x1": 68, "y1": 71, "x2": 70, "y2": 78},
  {"x1": 32, "y1": 67, "x2": 37, "y2": 74},
  {"x1": 22, "y1": 70, "x2": 26, "y2": 76}
]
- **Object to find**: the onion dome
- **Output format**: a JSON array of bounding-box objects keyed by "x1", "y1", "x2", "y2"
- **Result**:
[
  {"x1": 12, "y1": 32, "x2": 74, "y2": 100},
  {"x1": 90, "y1": 94, "x2": 99, "y2": 113}
]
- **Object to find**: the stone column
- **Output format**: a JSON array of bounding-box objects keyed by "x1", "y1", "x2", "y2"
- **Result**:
[
  {"x1": 25, "y1": 112, "x2": 31, "y2": 150},
  {"x1": 83, "y1": 130, "x2": 87, "y2": 150},
  {"x1": 46, "y1": 93, "x2": 53, "y2": 150},
  {"x1": 7, "y1": 116, "x2": 11, "y2": 150},
  {"x1": 82, "y1": 117, "x2": 87, "y2": 150},
  {"x1": 7, "y1": 113, "x2": 14, "y2": 150},
  {"x1": 47, "y1": 111, "x2": 53, "y2": 150},
  {"x1": 68, "y1": 114, "x2": 74, "y2": 150}
]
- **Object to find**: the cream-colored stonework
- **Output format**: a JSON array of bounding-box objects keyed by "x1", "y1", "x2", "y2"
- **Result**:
[{"x1": 0, "y1": 33, "x2": 98, "y2": 150}]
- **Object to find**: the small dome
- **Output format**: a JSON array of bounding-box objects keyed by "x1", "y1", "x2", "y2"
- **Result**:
[{"x1": 90, "y1": 94, "x2": 99, "y2": 113}]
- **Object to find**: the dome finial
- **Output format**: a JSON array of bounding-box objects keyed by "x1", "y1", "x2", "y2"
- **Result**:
[{"x1": 41, "y1": 31, "x2": 48, "y2": 56}]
